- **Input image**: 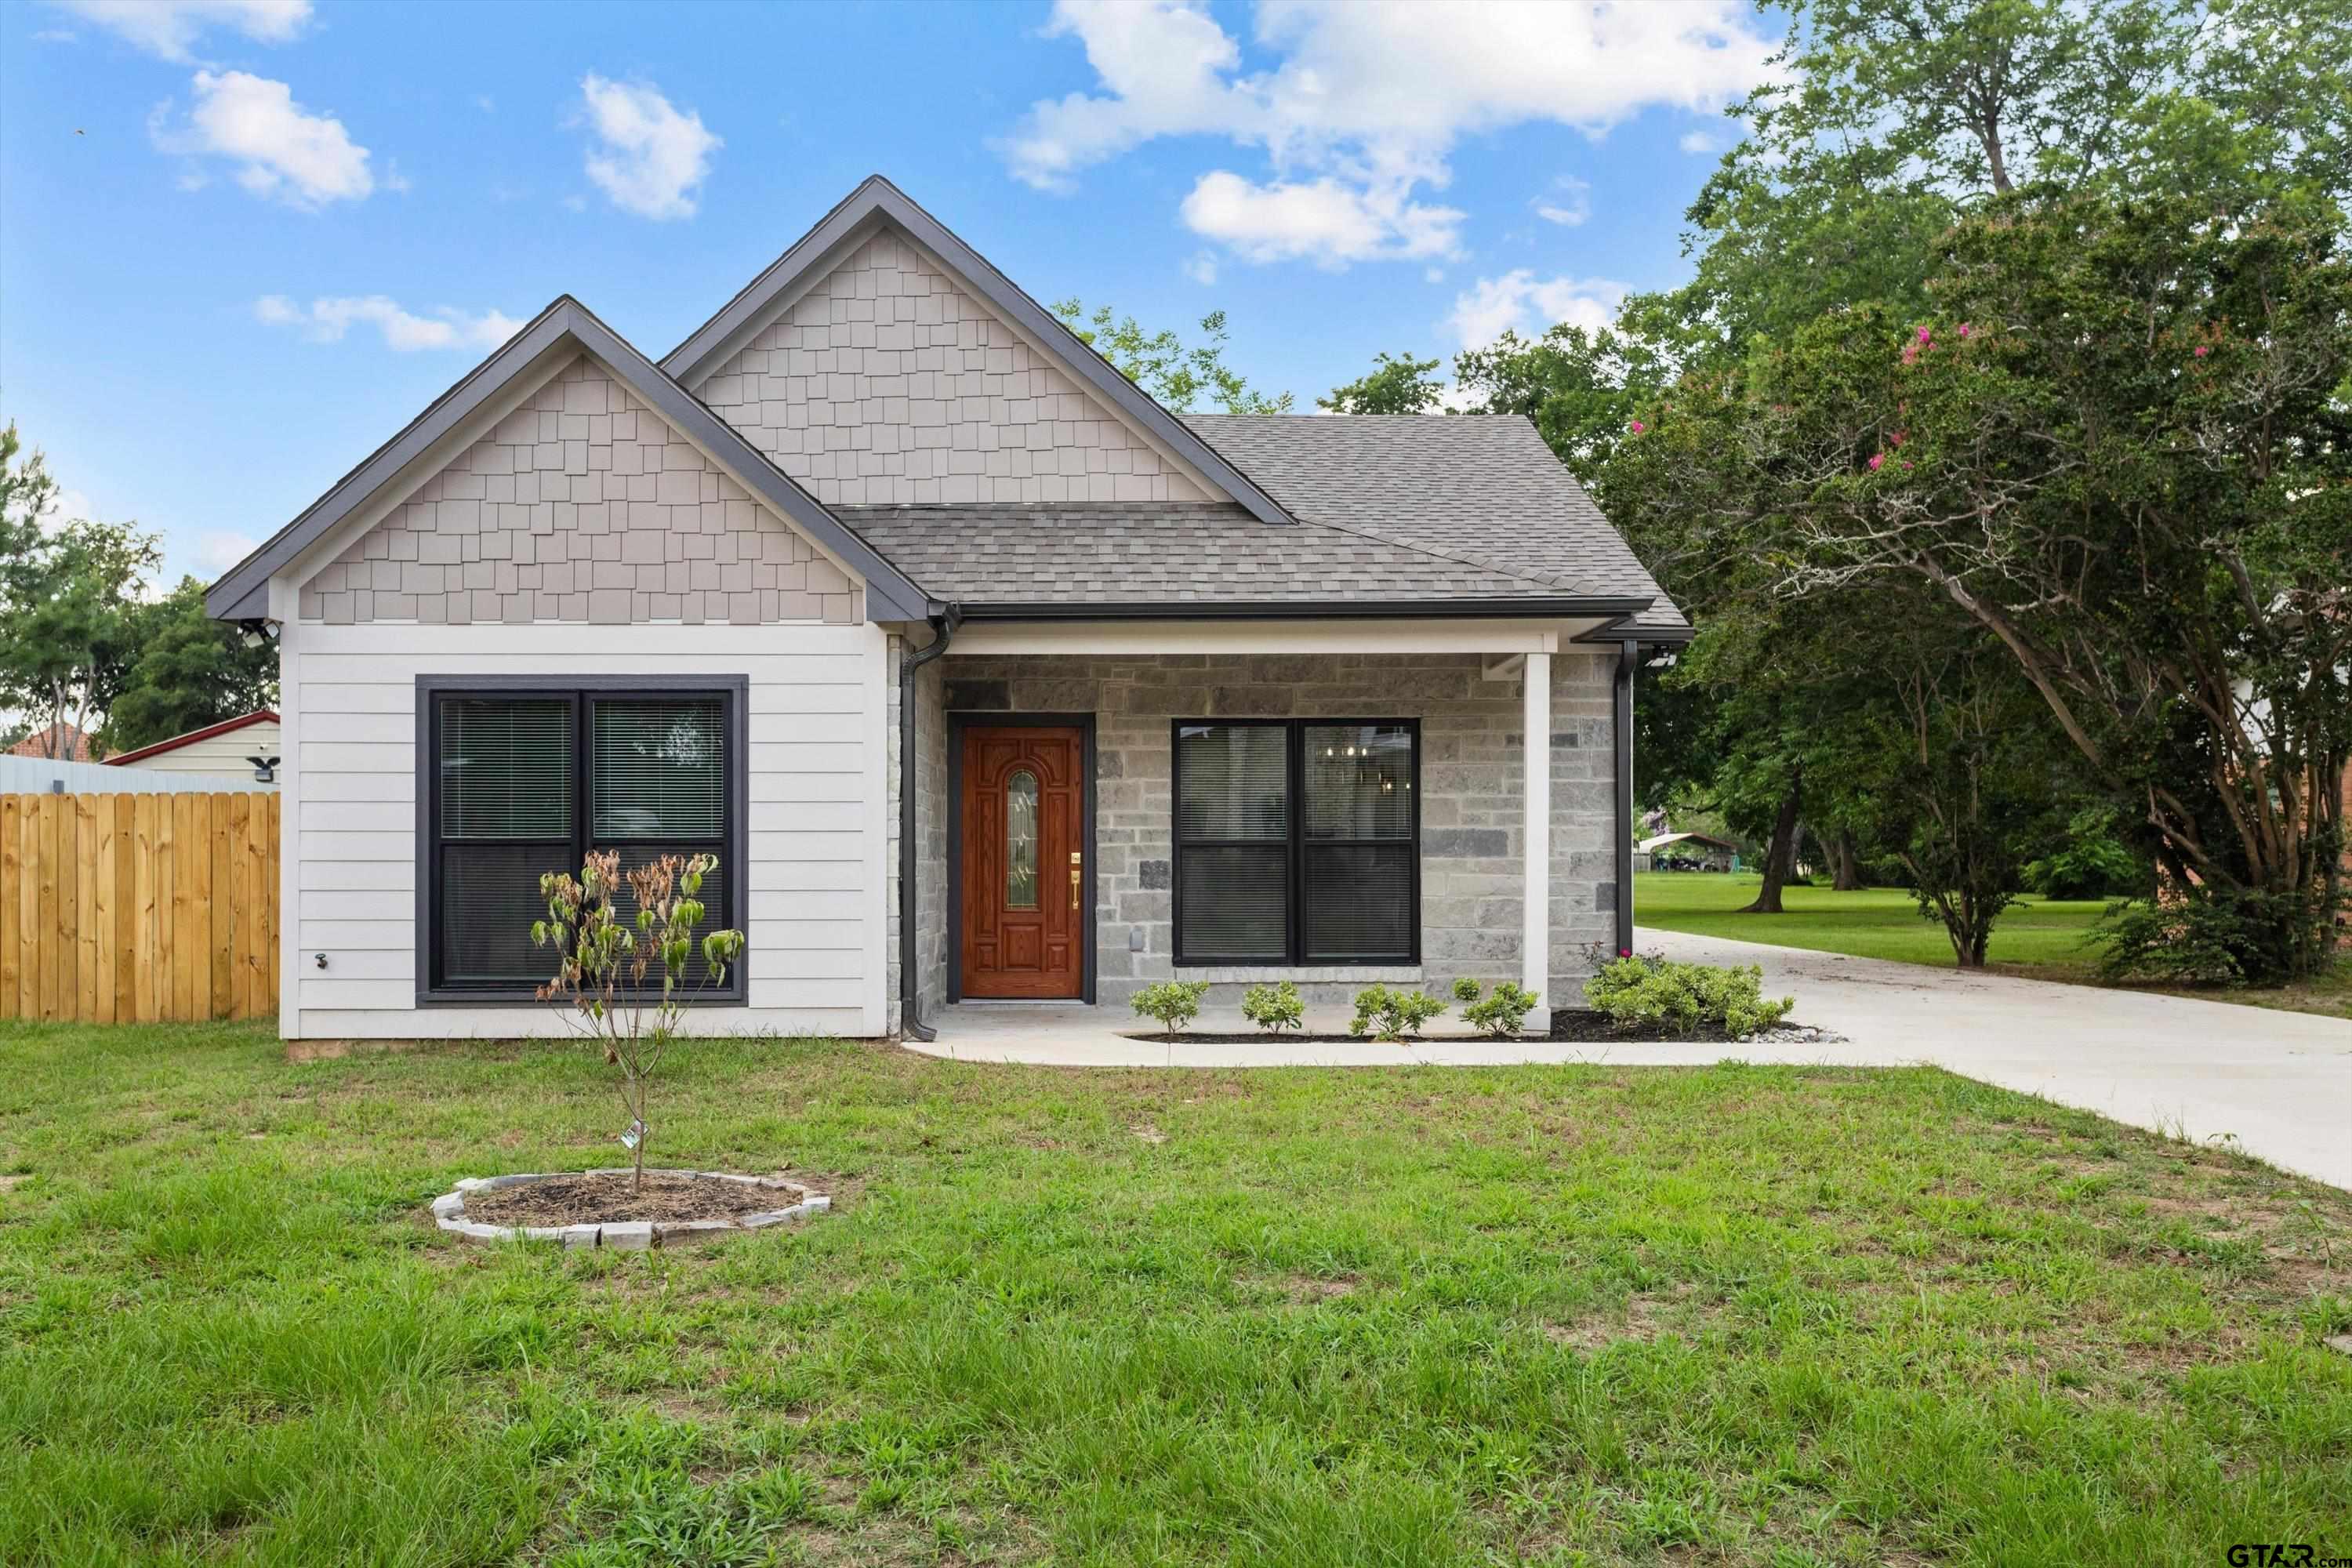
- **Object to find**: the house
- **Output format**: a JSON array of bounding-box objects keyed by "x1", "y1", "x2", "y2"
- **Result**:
[
  {"x1": 205, "y1": 176, "x2": 1689, "y2": 1043},
  {"x1": 7, "y1": 721, "x2": 94, "y2": 763},
  {"x1": 1637, "y1": 831, "x2": 1741, "y2": 873},
  {"x1": 103, "y1": 710, "x2": 282, "y2": 786}
]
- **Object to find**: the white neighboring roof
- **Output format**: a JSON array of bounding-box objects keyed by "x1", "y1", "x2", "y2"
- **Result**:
[{"x1": 1638, "y1": 832, "x2": 1739, "y2": 853}]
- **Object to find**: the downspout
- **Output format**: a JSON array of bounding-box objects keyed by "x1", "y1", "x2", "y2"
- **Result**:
[
  {"x1": 898, "y1": 607, "x2": 959, "y2": 1041},
  {"x1": 1615, "y1": 639, "x2": 1639, "y2": 956}
]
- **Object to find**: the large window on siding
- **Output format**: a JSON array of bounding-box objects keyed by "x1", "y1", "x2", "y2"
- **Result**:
[
  {"x1": 422, "y1": 681, "x2": 743, "y2": 999},
  {"x1": 1171, "y1": 720, "x2": 1418, "y2": 966}
]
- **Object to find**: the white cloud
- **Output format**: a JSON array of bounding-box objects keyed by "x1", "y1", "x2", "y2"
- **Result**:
[
  {"x1": 576, "y1": 74, "x2": 720, "y2": 220},
  {"x1": 255, "y1": 295, "x2": 524, "y2": 352},
  {"x1": 191, "y1": 531, "x2": 259, "y2": 576},
  {"x1": 1182, "y1": 250, "x2": 1219, "y2": 285},
  {"x1": 55, "y1": 0, "x2": 309, "y2": 62},
  {"x1": 1446, "y1": 270, "x2": 1627, "y2": 348},
  {"x1": 1002, "y1": 0, "x2": 1778, "y2": 267},
  {"x1": 1532, "y1": 175, "x2": 1590, "y2": 227},
  {"x1": 1181, "y1": 171, "x2": 1464, "y2": 265},
  {"x1": 1679, "y1": 129, "x2": 1722, "y2": 154},
  {"x1": 152, "y1": 70, "x2": 373, "y2": 208}
]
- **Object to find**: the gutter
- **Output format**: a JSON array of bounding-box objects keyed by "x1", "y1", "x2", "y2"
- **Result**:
[
  {"x1": 897, "y1": 606, "x2": 960, "y2": 1041},
  {"x1": 949, "y1": 596, "x2": 1653, "y2": 623}
]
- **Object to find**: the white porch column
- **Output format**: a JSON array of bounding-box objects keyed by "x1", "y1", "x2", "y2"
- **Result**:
[{"x1": 1521, "y1": 651, "x2": 1551, "y2": 1007}]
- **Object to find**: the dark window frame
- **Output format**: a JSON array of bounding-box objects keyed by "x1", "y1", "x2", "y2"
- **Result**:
[
  {"x1": 1170, "y1": 717, "x2": 1421, "y2": 967},
  {"x1": 413, "y1": 674, "x2": 748, "y2": 1006}
]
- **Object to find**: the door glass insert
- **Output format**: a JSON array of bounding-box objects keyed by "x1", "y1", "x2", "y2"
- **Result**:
[{"x1": 1005, "y1": 769, "x2": 1039, "y2": 909}]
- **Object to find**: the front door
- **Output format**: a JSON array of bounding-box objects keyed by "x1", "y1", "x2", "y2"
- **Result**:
[{"x1": 960, "y1": 725, "x2": 1086, "y2": 998}]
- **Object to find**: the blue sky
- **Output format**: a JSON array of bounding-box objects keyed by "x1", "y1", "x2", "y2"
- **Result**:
[{"x1": 0, "y1": 0, "x2": 1782, "y2": 586}]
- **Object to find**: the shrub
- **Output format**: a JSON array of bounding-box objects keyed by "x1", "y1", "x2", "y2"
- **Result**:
[
  {"x1": 2023, "y1": 805, "x2": 2145, "y2": 901},
  {"x1": 1449, "y1": 977, "x2": 1482, "y2": 1003},
  {"x1": 1458, "y1": 980, "x2": 1541, "y2": 1038},
  {"x1": 1131, "y1": 979, "x2": 1210, "y2": 1040},
  {"x1": 1582, "y1": 956, "x2": 1792, "y2": 1038},
  {"x1": 1348, "y1": 984, "x2": 1447, "y2": 1042},
  {"x1": 1240, "y1": 981, "x2": 1305, "y2": 1033}
]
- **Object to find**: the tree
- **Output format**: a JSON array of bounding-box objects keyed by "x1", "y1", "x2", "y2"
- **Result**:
[
  {"x1": 1049, "y1": 300, "x2": 1293, "y2": 413},
  {"x1": 1319, "y1": 351, "x2": 1443, "y2": 415},
  {"x1": 1615, "y1": 192, "x2": 2351, "y2": 980},
  {"x1": 1452, "y1": 326, "x2": 1667, "y2": 489},
  {"x1": 532, "y1": 851, "x2": 746, "y2": 1195},
  {"x1": 0, "y1": 444, "x2": 162, "y2": 760},
  {"x1": 103, "y1": 577, "x2": 280, "y2": 755}
]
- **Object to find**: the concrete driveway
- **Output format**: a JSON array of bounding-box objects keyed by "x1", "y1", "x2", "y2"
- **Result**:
[{"x1": 1640, "y1": 927, "x2": 2352, "y2": 1189}]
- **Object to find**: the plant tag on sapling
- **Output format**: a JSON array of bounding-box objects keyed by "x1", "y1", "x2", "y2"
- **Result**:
[{"x1": 619, "y1": 1119, "x2": 644, "y2": 1151}]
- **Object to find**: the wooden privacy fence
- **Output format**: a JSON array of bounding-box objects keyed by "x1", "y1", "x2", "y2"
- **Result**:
[{"x1": 0, "y1": 792, "x2": 279, "y2": 1023}]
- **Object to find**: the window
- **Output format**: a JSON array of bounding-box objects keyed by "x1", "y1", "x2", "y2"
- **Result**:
[
  {"x1": 419, "y1": 680, "x2": 744, "y2": 999},
  {"x1": 1171, "y1": 720, "x2": 1418, "y2": 966}
]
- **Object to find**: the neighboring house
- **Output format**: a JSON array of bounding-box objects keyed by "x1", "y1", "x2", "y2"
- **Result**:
[
  {"x1": 205, "y1": 176, "x2": 1690, "y2": 1043},
  {"x1": 103, "y1": 710, "x2": 282, "y2": 787},
  {"x1": 1638, "y1": 831, "x2": 1741, "y2": 873},
  {"x1": 7, "y1": 722, "x2": 94, "y2": 762}
]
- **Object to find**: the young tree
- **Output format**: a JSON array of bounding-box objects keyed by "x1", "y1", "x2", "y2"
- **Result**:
[
  {"x1": 532, "y1": 851, "x2": 746, "y2": 1195},
  {"x1": 1049, "y1": 299, "x2": 1293, "y2": 413},
  {"x1": 1319, "y1": 351, "x2": 1443, "y2": 416}
]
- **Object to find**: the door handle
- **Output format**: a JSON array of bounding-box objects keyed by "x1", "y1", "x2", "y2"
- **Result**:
[{"x1": 1069, "y1": 849, "x2": 1082, "y2": 912}]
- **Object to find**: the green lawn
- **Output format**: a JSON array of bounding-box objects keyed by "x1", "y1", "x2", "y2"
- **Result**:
[
  {"x1": 1635, "y1": 871, "x2": 2352, "y2": 1019},
  {"x1": 5, "y1": 1022, "x2": 2350, "y2": 1565},
  {"x1": 1634, "y1": 872, "x2": 2111, "y2": 973}
]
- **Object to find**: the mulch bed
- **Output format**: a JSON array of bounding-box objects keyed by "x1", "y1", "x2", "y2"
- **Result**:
[
  {"x1": 1548, "y1": 1009, "x2": 1744, "y2": 1043},
  {"x1": 465, "y1": 1171, "x2": 790, "y2": 1227}
]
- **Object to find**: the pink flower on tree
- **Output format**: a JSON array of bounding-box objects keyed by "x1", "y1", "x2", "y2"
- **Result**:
[
  {"x1": 2194, "y1": 345, "x2": 2210, "y2": 358},
  {"x1": 1900, "y1": 344, "x2": 1920, "y2": 365},
  {"x1": 1628, "y1": 419, "x2": 1646, "y2": 433},
  {"x1": 1867, "y1": 452, "x2": 1885, "y2": 471},
  {"x1": 1956, "y1": 323, "x2": 1971, "y2": 338},
  {"x1": 1916, "y1": 326, "x2": 1933, "y2": 343}
]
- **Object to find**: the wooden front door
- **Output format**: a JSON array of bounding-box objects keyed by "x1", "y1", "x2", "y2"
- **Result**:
[{"x1": 960, "y1": 725, "x2": 1086, "y2": 999}]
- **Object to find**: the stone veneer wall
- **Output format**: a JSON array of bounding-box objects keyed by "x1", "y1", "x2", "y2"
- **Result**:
[
  {"x1": 928, "y1": 652, "x2": 1617, "y2": 1011},
  {"x1": 694, "y1": 230, "x2": 1214, "y2": 506},
  {"x1": 884, "y1": 632, "x2": 951, "y2": 1034},
  {"x1": 299, "y1": 355, "x2": 862, "y2": 626}
]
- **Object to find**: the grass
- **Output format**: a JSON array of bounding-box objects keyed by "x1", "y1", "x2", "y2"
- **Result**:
[
  {"x1": 2, "y1": 1020, "x2": 2349, "y2": 1566},
  {"x1": 1635, "y1": 871, "x2": 2352, "y2": 1020}
]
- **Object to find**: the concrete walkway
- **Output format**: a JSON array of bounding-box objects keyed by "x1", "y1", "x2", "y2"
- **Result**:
[{"x1": 909, "y1": 927, "x2": 2352, "y2": 1189}]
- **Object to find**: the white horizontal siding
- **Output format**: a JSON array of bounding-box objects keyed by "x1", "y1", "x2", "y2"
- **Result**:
[
  {"x1": 278, "y1": 619, "x2": 891, "y2": 1040},
  {"x1": 113, "y1": 720, "x2": 282, "y2": 779}
]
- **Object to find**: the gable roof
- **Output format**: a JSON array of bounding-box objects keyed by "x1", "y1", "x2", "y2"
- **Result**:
[
  {"x1": 103, "y1": 709, "x2": 279, "y2": 767},
  {"x1": 205, "y1": 296, "x2": 932, "y2": 623},
  {"x1": 657, "y1": 175, "x2": 1296, "y2": 530},
  {"x1": 834, "y1": 503, "x2": 1648, "y2": 619},
  {"x1": 1188, "y1": 415, "x2": 1690, "y2": 639}
]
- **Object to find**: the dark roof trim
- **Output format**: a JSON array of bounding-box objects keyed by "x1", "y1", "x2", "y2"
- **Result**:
[
  {"x1": 657, "y1": 174, "x2": 1298, "y2": 529},
  {"x1": 1570, "y1": 613, "x2": 1694, "y2": 647},
  {"x1": 950, "y1": 597, "x2": 1653, "y2": 623},
  {"x1": 205, "y1": 296, "x2": 931, "y2": 623},
  {"x1": 103, "y1": 708, "x2": 279, "y2": 766}
]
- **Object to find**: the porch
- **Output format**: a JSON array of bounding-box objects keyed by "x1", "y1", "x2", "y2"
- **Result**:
[{"x1": 894, "y1": 617, "x2": 1641, "y2": 1038}]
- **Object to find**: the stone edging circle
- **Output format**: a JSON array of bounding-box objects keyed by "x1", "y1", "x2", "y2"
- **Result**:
[{"x1": 430, "y1": 1168, "x2": 829, "y2": 1250}]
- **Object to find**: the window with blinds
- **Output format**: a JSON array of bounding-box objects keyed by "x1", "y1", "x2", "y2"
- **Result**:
[
  {"x1": 1171, "y1": 720, "x2": 1418, "y2": 966},
  {"x1": 426, "y1": 686, "x2": 739, "y2": 995}
]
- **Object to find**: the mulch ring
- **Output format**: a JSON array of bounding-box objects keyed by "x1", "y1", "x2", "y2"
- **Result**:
[{"x1": 466, "y1": 1171, "x2": 794, "y2": 1227}]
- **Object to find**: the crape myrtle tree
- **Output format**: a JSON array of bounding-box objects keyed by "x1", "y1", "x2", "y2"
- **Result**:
[
  {"x1": 1612, "y1": 192, "x2": 2351, "y2": 980},
  {"x1": 1050, "y1": 299, "x2": 1294, "y2": 414}
]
